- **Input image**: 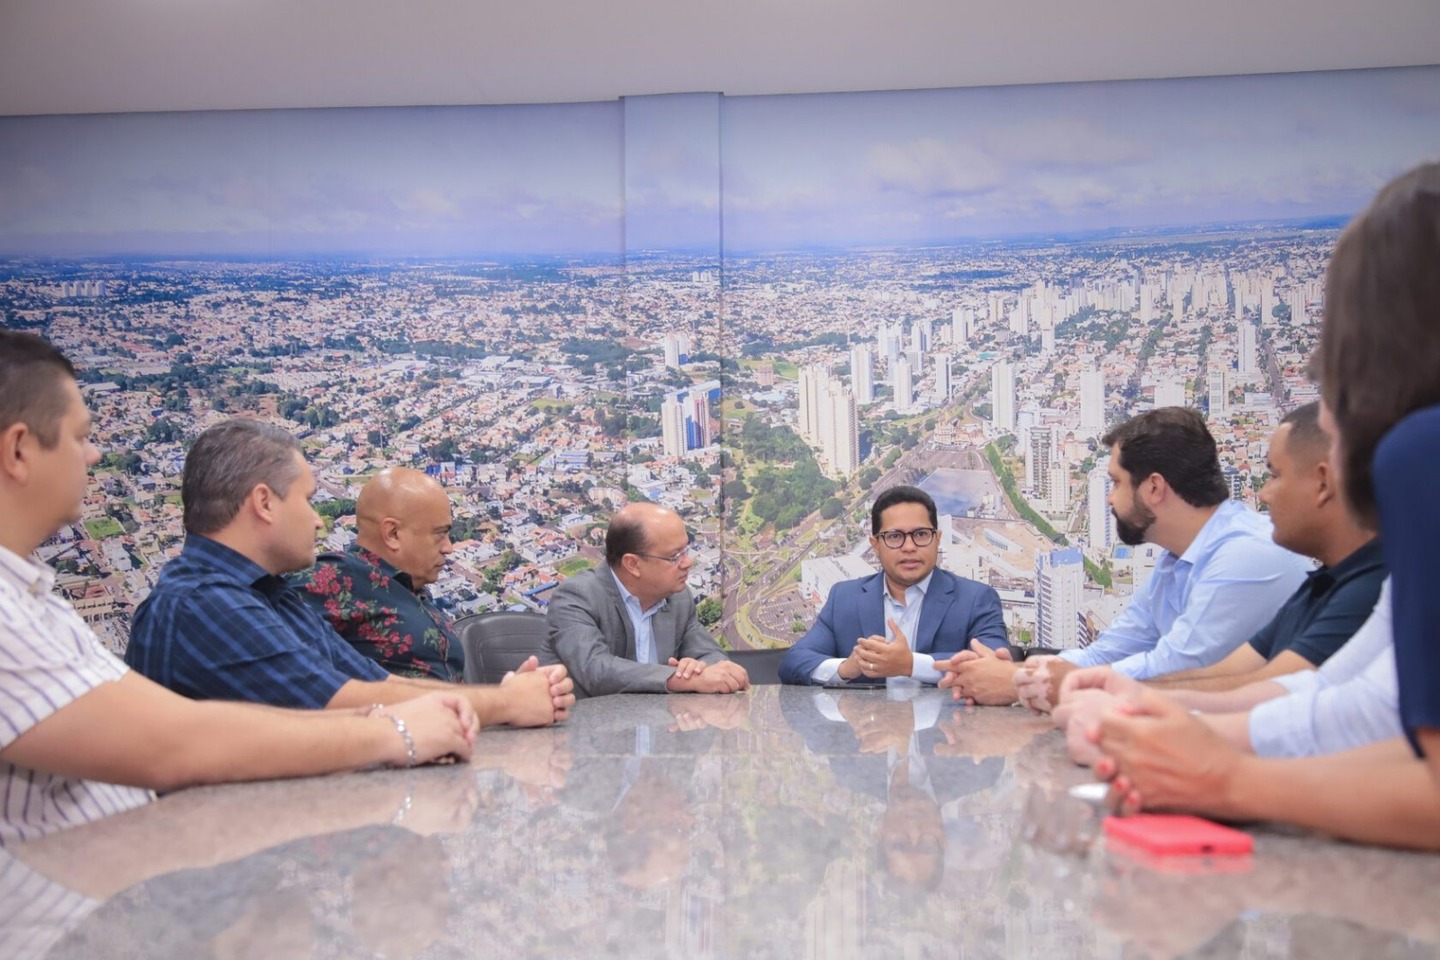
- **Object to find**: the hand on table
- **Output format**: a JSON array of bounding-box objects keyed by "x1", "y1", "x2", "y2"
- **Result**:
[
  {"x1": 935, "y1": 639, "x2": 1021, "y2": 705},
  {"x1": 667, "y1": 658, "x2": 750, "y2": 694},
  {"x1": 1014, "y1": 655, "x2": 1078, "y2": 714},
  {"x1": 846, "y1": 618, "x2": 916, "y2": 679},
  {"x1": 387, "y1": 692, "x2": 478, "y2": 765},
  {"x1": 505, "y1": 656, "x2": 576, "y2": 722},
  {"x1": 1095, "y1": 684, "x2": 1244, "y2": 818}
]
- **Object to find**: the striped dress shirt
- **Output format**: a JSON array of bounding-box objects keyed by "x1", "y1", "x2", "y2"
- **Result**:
[{"x1": 0, "y1": 545, "x2": 152, "y2": 846}]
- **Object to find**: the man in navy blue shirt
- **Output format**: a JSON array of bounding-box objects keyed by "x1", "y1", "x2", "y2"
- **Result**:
[
  {"x1": 128, "y1": 419, "x2": 573, "y2": 728},
  {"x1": 1140, "y1": 402, "x2": 1384, "y2": 693}
]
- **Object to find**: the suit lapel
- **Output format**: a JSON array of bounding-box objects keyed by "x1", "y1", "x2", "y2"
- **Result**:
[
  {"x1": 914, "y1": 570, "x2": 957, "y2": 653},
  {"x1": 597, "y1": 569, "x2": 638, "y2": 659},
  {"x1": 652, "y1": 599, "x2": 678, "y2": 663},
  {"x1": 859, "y1": 573, "x2": 886, "y2": 641}
]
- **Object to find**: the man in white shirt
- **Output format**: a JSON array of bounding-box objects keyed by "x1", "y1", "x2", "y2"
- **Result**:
[{"x1": 0, "y1": 331, "x2": 478, "y2": 844}]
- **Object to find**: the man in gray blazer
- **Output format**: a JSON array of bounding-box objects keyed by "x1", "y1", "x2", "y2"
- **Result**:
[{"x1": 543, "y1": 503, "x2": 750, "y2": 698}]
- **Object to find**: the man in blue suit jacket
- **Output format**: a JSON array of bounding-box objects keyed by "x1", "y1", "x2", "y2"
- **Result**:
[{"x1": 780, "y1": 485, "x2": 1008, "y2": 685}]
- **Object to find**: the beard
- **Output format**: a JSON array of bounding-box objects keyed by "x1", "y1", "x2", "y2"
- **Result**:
[{"x1": 1113, "y1": 504, "x2": 1155, "y2": 546}]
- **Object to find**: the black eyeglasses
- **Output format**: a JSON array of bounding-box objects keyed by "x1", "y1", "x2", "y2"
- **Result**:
[
  {"x1": 635, "y1": 546, "x2": 691, "y2": 565},
  {"x1": 875, "y1": 528, "x2": 938, "y2": 549}
]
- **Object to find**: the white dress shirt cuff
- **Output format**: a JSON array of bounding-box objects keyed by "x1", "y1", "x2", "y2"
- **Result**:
[
  {"x1": 909, "y1": 652, "x2": 940, "y2": 684},
  {"x1": 811, "y1": 658, "x2": 844, "y2": 684}
]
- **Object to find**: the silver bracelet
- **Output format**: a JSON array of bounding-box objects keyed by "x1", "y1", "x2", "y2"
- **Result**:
[{"x1": 366, "y1": 704, "x2": 417, "y2": 768}]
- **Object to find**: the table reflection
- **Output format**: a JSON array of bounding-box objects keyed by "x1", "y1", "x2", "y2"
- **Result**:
[{"x1": 7, "y1": 686, "x2": 1438, "y2": 959}]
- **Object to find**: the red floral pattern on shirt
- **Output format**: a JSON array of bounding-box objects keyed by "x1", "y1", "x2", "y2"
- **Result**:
[{"x1": 290, "y1": 546, "x2": 463, "y2": 681}]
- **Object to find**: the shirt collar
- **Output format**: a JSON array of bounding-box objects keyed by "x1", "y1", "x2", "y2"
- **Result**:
[
  {"x1": 1307, "y1": 537, "x2": 1385, "y2": 593},
  {"x1": 346, "y1": 543, "x2": 418, "y2": 593},
  {"x1": 0, "y1": 542, "x2": 56, "y2": 597},
  {"x1": 1176, "y1": 500, "x2": 1242, "y2": 567},
  {"x1": 610, "y1": 566, "x2": 666, "y2": 617},
  {"x1": 883, "y1": 569, "x2": 934, "y2": 606},
  {"x1": 182, "y1": 534, "x2": 281, "y2": 590}
]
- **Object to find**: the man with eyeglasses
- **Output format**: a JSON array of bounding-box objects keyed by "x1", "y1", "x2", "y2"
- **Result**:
[
  {"x1": 779, "y1": 485, "x2": 1007, "y2": 685},
  {"x1": 543, "y1": 502, "x2": 749, "y2": 698}
]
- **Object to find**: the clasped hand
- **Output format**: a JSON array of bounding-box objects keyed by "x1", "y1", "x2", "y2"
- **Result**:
[{"x1": 842, "y1": 618, "x2": 915, "y2": 679}]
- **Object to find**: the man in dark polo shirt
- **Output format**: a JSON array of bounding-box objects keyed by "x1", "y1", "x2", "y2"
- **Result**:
[
  {"x1": 292, "y1": 468, "x2": 464, "y2": 681},
  {"x1": 1108, "y1": 402, "x2": 1383, "y2": 694},
  {"x1": 1019, "y1": 403, "x2": 1384, "y2": 711}
]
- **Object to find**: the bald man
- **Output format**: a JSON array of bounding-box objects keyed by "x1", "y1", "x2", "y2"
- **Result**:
[
  {"x1": 543, "y1": 503, "x2": 749, "y2": 698},
  {"x1": 292, "y1": 468, "x2": 464, "y2": 680}
]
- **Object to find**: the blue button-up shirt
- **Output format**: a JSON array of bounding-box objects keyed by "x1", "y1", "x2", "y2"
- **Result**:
[
  {"x1": 610, "y1": 568, "x2": 664, "y2": 665},
  {"x1": 127, "y1": 535, "x2": 388, "y2": 709},
  {"x1": 1060, "y1": 500, "x2": 1312, "y2": 679}
]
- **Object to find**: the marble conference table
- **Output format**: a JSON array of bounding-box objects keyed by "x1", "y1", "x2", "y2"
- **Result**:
[{"x1": 9, "y1": 685, "x2": 1440, "y2": 959}]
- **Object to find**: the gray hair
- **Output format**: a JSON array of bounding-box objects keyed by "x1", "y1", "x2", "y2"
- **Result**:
[{"x1": 182, "y1": 419, "x2": 304, "y2": 535}]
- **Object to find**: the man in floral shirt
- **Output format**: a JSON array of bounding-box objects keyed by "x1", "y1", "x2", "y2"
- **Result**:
[{"x1": 293, "y1": 468, "x2": 465, "y2": 681}]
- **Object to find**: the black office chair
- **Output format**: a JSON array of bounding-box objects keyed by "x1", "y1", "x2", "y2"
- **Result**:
[
  {"x1": 456, "y1": 610, "x2": 551, "y2": 684},
  {"x1": 1007, "y1": 644, "x2": 1063, "y2": 662},
  {"x1": 727, "y1": 647, "x2": 786, "y2": 685}
]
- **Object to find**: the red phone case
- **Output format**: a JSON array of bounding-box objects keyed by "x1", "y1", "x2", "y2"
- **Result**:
[{"x1": 1103, "y1": 814, "x2": 1253, "y2": 856}]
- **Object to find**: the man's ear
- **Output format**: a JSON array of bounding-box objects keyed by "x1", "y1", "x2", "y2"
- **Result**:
[
  {"x1": 380, "y1": 516, "x2": 403, "y2": 550},
  {"x1": 247, "y1": 483, "x2": 277, "y2": 525},
  {"x1": 0, "y1": 423, "x2": 32, "y2": 483},
  {"x1": 620, "y1": 554, "x2": 641, "y2": 578},
  {"x1": 1313, "y1": 460, "x2": 1335, "y2": 508},
  {"x1": 1140, "y1": 472, "x2": 1166, "y2": 507}
]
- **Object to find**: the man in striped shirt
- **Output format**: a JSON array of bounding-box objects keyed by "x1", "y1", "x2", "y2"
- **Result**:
[{"x1": 0, "y1": 331, "x2": 481, "y2": 844}]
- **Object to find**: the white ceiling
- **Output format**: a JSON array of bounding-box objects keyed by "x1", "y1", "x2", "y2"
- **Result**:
[{"x1": 1, "y1": 0, "x2": 1437, "y2": 116}]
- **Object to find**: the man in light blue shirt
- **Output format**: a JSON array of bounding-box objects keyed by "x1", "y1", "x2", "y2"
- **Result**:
[
  {"x1": 940, "y1": 407, "x2": 1309, "y2": 703},
  {"x1": 1061, "y1": 408, "x2": 1310, "y2": 680}
]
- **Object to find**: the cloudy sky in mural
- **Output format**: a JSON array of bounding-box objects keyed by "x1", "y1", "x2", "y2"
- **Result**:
[
  {"x1": 1, "y1": 66, "x2": 1437, "y2": 257},
  {"x1": 720, "y1": 66, "x2": 1440, "y2": 250},
  {"x1": 0, "y1": 102, "x2": 623, "y2": 257}
]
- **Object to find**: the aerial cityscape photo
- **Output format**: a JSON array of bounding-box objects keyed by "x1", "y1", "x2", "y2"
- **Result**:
[{"x1": 3, "y1": 66, "x2": 1438, "y2": 657}]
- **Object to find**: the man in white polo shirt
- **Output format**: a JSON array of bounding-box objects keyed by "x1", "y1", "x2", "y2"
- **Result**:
[{"x1": 0, "y1": 331, "x2": 479, "y2": 844}]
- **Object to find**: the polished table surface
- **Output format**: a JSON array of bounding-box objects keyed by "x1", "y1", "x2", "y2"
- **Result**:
[{"x1": 10, "y1": 685, "x2": 1440, "y2": 959}]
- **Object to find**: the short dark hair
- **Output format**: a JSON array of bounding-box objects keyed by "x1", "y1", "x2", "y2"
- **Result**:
[
  {"x1": 871, "y1": 485, "x2": 938, "y2": 534},
  {"x1": 182, "y1": 419, "x2": 304, "y2": 536},
  {"x1": 1311, "y1": 161, "x2": 1440, "y2": 527},
  {"x1": 605, "y1": 510, "x2": 649, "y2": 567},
  {"x1": 1278, "y1": 402, "x2": 1328, "y2": 466},
  {"x1": 0, "y1": 331, "x2": 78, "y2": 449},
  {"x1": 1102, "y1": 407, "x2": 1228, "y2": 508}
]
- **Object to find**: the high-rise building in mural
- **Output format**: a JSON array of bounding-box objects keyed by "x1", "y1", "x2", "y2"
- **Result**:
[
  {"x1": 661, "y1": 331, "x2": 690, "y2": 369},
  {"x1": 820, "y1": 382, "x2": 860, "y2": 479},
  {"x1": 892, "y1": 354, "x2": 914, "y2": 415},
  {"x1": 850, "y1": 344, "x2": 874, "y2": 404},
  {"x1": 991, "y1": 361, "x2": 1015, "y2": 432},
  {"x1": 933, "y1": 352, "x2": 952, "y2": 402},
  {"x1": 1238, "y1": 321, "x2": 1259, "y2": 378},
  {"x1": 1208, "y1": 368, "x2": 1228, "y2": 419},
  {"x1": 1026, "y1": 425, "x2": 1058, "y2": 503},
  {"x1": 798, "y1": 364, "x2": 827, "y2": 444},
  {"x1": 1087, "y1": 458, "x2": 1115, "y2": 556},
  {"x1": 1079, "y1": 363, "x2": 1104, "y2": 436},
  {"x1": 1036, "y1": 547, "x2": 1084, "y2": 649}
]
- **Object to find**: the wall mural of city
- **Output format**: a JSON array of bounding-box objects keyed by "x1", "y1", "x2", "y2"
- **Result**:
[{"x1": 2, "y1": 66, "x2": 1438, "y2": 655}]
